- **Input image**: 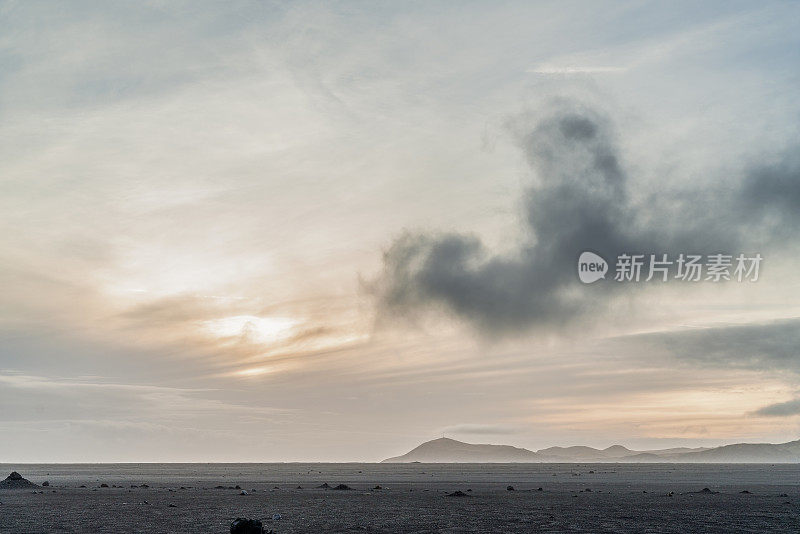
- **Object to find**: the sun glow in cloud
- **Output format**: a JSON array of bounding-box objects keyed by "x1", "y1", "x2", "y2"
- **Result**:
[{"x1": 203, "y1": 315, "x2": 299, "y2": 345}]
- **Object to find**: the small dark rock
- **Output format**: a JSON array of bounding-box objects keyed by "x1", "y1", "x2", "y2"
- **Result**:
[
  {"x1": 333, "y1": 484, "x2": 352, "y2": 490},
  {"x1": 447, "y1": 490, "x2": 470, "y2": 497},
  {"x1": 740, "y1": 490, "x2": 751, "y2": 494},
  {"x1": 100, "y1": 483, "x2": 109, "y2": 488},
  {"x1": 168, "y1": 503, "x2": 177, "y2": 508},
  {"x1": 317, "y1": 483, "x2": 330, "y2": 489},
  {"x1": 373, "y1": 485, "x2": 382, "y2": 490},
  {"x1": 506, "y1": 486, "x2": 515, "y2": 491}
]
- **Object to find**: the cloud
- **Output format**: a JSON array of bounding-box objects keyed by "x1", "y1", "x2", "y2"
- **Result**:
[
  {"x1": 754, "y1": 398, "x2": 800, "y2": 417},
  {"x1": 441, "y1": 423, "x2": 518, "y2": 435},
  {"x1": 372, "y1": 101, "x2": 800, "y2": 336},
  {"x1": 629, "y1": 318, "x2": 800, "y2": 373}
]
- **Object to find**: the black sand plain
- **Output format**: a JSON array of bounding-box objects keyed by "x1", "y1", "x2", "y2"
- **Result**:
[{"x1": 2, "y1": 463, "x2": 799, "y2": 533}]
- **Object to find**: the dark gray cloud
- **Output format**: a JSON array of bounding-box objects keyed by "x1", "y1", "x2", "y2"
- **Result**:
[
  {"x1": 627, "y1": 318, "x2": 800, "y2": 373},
  {"x1": 373, "y1": 102, "x2": 800, "y2": 335},
  {"x1": 754, "y1": 398, "x2": 800, "y2": 417}
]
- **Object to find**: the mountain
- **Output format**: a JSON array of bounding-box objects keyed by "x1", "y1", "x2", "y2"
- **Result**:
[
  {"x1": 382, "y1": 438, "x2": 800, "y2": 463},
  {"x1": 381, "y1": 437, "x2": 540, "y2": 463},
  {"x1": 675, "y1": 440, "x2": 800, "y2": 462}
]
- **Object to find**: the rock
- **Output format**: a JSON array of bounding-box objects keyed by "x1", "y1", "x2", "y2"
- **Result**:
[
  {"x1": 373, "y1": 485, "x2": 382, "y2": 490},
  {"x1": 447, "y1": 490, "x2": 470, "y2": 497},
  {"x1": 317, "y1": 483, "x2": 330, "y2": 489},
  {"x1": 230, "y1": 517, "x2": 269, "y2": 534},
  {"x1": 506, "y1": 486, "x2": 515, "y2": 491},
  {"x1": 240, "y1": 490, "x2": 249, "y2": 495},
  {"x1": 740, "y1": 490, "x2": 751, "y2": 494},
  {"x1": 333, "y1": 484, "x2": 352, "y2": 490},
  {"x1": 234, "y1": 485, "x2": 242, "y2": 490},
  {"x1": 168, "y1": 503, "x2": 177, "y2": 508},
  {"x1": 42, "y1": 481, "x2": 50, "y2": 487},
  {"x1": 296, "y1": 486, "x2": 303, "y2": 489},
  {"x1": 272, "y1": 513, "x2": 282, "y2": 520},
  {"x1": 0, "y1": 472, "x2": 39, "y2": 489},
  {"x1": 100, "y1": 483, "x2": 109, "y2": 488}
]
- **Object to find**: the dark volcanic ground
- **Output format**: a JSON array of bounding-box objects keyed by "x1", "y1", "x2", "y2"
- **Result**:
[{"x1": 1, "y1": 463, "x2": 799, "y2": 533}]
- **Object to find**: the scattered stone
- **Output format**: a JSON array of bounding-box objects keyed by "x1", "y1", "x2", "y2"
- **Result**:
[
  {"x1": 41, "y1": 481, "x2": 50, "y2": 487},
  {"x1": 780, "y1": 493, "x2": 789, "y2": 497},
  {"x1": 272, "y1": 513, "x2": 282, "y2": 520},
  {"x1": 140, "y1": 484, "x2": 149, "y2": 489},
  {"x1": 333, "y1": 484, "x2": 352, "y2": 490},
  {"x1": 447, "y1": 490, "x2": 470, "y2": 497},
  {"x1": 296, "y1": 486, "x2": 303, "y2": 489},
  {"x1": 740, "y1": 490, "x2": 751, "y2": 494},
  {"x1": 215, "y1": 485, "x2": 226, "y2": 489},
  {"x1": 234, "y1": 485, "x2": 242, "y2": 490},
  {"x1": 537, "y1": 487, "x2": 543, "y2": 491},
  {"x1": 317, "y1": 483, "x2": 330, "y2": 489},
  {"x1": 699, "y1": 488, "x2": 718, "y2": 494},
  {"x1": 168, "y1": 503, "x2": 177, "y2": 508},
  {"x1": 0, "y1": 472, "x2": 39, "y2": 489},
  {"x1": 506, "y1": 486, "x2": 515, "y2": 491},
  {"x1": 373, "y1": 485, "x2": 383, "y2": 490},
  {"x1": 100, "y1": 483, "x2": 109, "y2": 488},
  {"x1": 240, "y1": 490, "x2": 249, "y2": 495}
]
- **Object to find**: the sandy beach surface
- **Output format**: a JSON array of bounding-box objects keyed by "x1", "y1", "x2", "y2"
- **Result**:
[{"x1": 1, "y1": 463, "x2": 799, "y2": 533}]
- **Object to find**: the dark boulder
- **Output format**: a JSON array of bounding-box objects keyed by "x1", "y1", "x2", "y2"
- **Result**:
[
  {"x1": 0, "y1": 472, "x2": 39, "y2": 489},
  {"x1": 333, "y1": 484, "x2": 352, "y2": 490},
  {"x1": 230, "y1": 517, "x2": 272, "y2": 534}
]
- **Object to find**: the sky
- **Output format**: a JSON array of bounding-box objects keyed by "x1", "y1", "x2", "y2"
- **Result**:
[{"x1": 1, "y1": 0, "x2": 800, "y2": 462}]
